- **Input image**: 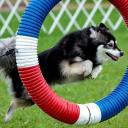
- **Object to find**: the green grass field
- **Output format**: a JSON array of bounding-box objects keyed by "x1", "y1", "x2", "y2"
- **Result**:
[{"x1": 0, "y1": 9, "x2": 128, "y2": 128}]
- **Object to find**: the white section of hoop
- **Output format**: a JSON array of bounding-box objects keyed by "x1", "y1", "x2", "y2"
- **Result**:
[
  {"x1": 16, "y1": 35, "x2": 38, "y2": 67},
  {"x1": 75, "y1": 103, "x2": 101, "y2": 125}
]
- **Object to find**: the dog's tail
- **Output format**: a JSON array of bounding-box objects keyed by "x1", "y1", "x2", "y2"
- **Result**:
[{"x1": 0, "y1": 37, "x2": 16, "y2": 72}]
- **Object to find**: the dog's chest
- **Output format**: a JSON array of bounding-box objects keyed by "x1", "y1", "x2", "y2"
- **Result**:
[{"x1": 96, "y1": 53, "x2": 108, "y2": 64}]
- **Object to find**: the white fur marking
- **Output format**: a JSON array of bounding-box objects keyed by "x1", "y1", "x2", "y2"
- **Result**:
[
  {"x1": 91, "y1": 65, "x2": 102, "y2": 79},
  {"x1": 0, "y1": 37, "x2": 15, "y2": 49},
  {"x1": 60, "y1": 60, "x2": 93, "y2": 79},
  {"x1": 90, "y1": 28, "x2": 97, "y2": 38},
  {"x1": 96, "y1": 45, "x2": 109, "y2": 64},
  {"x1": 74, "y1": 56, "x2": 83, "y2": 62},
  {"x1": 4, "y1": 110, "x2": 13, "y2": 123},
  {"x1": 106, "y1": 40, "x2": 121, "y2": 58},
  {"x1": 83, "y1": 60, "x2": 93, "y2": 77},
  {"x1": 96, "y1": 41, "x2": 121, "y2": 63},
  {"x1": 108, "y1": 40, "x2": 114, "y2": 45},
  {"x1": 106, "y1": 49, "x2": 121, "y2": 57},
  {"x1": 4, "y1": 100, "x2": 16, "y2": 122}
]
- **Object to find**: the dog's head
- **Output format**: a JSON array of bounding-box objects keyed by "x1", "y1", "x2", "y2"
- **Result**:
[{"x1": 90, "y1": 23, "x2": 124, "y2": 63}]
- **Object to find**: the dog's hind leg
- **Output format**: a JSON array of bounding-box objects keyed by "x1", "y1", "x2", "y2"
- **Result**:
[
  {"x1": 4, "y1": 100, "x2": 17, "y2": 123},
  {"x1": 4, "y1": 98, "x2": 34, "y2": 123}
]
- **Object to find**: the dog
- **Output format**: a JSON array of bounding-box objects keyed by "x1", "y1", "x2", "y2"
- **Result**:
[{"x1": 0, "y1": 23, "x2": 124, "y2": 122}]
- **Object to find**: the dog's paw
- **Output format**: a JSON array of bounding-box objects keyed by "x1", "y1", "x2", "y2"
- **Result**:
[
  {"x1": 86, "y1": 74, "x2": 92, "y2": 79},
  {"x1": 91, "y1": 75, "x2": 97, "y2": 79},
  {"x1": 4, "y1": 114, "x2": 11, "y2": 123},
  {"x1": 90, "y1": 65, "x2": 102, "y2": 79},
  {"x1": 90, "y1": 73, "x2": 98, "y2": 79},
  {"x1": 87, "y1": 74, "x2": 96, "y2": 79}
]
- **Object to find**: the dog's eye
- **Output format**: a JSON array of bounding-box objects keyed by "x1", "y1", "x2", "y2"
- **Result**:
[{"x1": 107, "y1": 43, "x2": 113, "y2": 48}]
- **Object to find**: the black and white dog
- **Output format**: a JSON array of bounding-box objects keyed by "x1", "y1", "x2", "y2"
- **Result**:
[{"x1": 0, "y1": 23, "x2": 124, "y2": 122}]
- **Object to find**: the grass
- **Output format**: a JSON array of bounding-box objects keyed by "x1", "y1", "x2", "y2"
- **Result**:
[{"x1": 0, "y1": 9, "x2": 128, "y2": 128}]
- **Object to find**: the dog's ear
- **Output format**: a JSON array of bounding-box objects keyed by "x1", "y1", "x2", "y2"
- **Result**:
[
  {"x1": 98, "y1": 23, "x2": 109, "y2": 31},
  {"x1": 99, "y1": 23, "x2": 107, "y2": 29}
]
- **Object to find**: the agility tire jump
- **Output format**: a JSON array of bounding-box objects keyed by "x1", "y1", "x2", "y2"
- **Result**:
[{"x1": 16, "y1": 0, "x2": 128, "y2": 125}]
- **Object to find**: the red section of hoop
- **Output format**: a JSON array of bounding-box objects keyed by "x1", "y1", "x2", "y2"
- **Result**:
[
  {"x1": 18, "y1": 65, "x2": 80, "y2": 124},
  {"x1": 109, "y1": 0, "x2": 128, "y2": 26}
]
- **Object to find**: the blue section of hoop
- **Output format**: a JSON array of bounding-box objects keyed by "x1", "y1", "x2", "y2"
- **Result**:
[
  {"x1": 16, "y1": 0, "x2": 128, "y2": 123},
  {"x1": 17, "y1": 0, "x2": 61, "y2": 38},
  {"x1": 96, "y1": 68, "x2": 128, "y2": 121}
]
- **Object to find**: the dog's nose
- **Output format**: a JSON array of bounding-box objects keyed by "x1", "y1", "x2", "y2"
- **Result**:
[{"x1": 120, "y1": 51, "x2": 124, "y2": 56}]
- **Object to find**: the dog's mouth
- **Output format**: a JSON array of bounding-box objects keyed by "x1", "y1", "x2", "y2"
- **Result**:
[{"x1": 106, "y1": 52, "x2": 119, "y2": 61}]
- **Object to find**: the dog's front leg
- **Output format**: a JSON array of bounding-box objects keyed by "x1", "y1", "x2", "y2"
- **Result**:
[
  {"x1": 60, "y1": 59, "x2": 93, "y2": 77},
  {"x1": 82, "y1": 60, "x2": 93, "y2": 77},
  {"x1": 91, "y1": 65, "x2": 102, "y2": 79}
]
